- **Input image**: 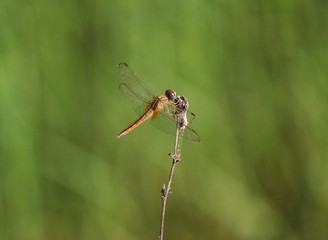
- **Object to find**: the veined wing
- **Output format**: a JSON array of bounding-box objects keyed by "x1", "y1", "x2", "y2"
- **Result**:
[
  {"x1": 151, "y1": 109, "x2": 201, "y2": 142},
  {"x1": 117, "y1": 62, "x2": 155, "y2": 101},
  {"x1": 119, "y1": 83, "x2": 150, "y2": 116},
  {"x1": 186, "y1": 111, "x2": 196, "y2": 123}
]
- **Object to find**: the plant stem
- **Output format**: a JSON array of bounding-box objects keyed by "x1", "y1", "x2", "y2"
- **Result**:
[
  {"x1": 158, "y1": 122, "x2": 182, "y2": 240},
  {"x1": 158, "y1": 95, "x2": 189, "y2": 240}
]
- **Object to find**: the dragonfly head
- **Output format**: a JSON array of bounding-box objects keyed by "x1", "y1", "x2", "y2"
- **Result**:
[{"x1": 165, "y1": 89, "x2": 176, "y2": 101}]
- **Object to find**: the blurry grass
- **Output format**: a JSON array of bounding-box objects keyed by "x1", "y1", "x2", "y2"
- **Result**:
[{"x1": 1, "y1": 0, "x2": 328, "y2": 239}]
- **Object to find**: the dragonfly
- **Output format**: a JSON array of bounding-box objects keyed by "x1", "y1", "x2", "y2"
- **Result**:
[{"x1": 116, "y1": 62, "x2": 200, "y2": 142}]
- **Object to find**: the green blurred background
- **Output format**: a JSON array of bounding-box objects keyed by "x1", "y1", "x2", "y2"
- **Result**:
[{"x1": 1, "y1": 0, "x2": 328, "y2": 239}]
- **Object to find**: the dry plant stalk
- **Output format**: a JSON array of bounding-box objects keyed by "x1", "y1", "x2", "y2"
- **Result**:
[{"x1": 158, "y1": 96, "x2": 189, "y2": 240}]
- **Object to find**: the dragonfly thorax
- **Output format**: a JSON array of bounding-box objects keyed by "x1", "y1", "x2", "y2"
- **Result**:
[{"x1": 150, "y1": 95, "x2": 170, "y2": 111}]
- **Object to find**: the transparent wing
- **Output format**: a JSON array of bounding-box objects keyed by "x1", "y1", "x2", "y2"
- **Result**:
[
  {"x1": 117, "y1": 62, "x2": 155, "y2": 99},
  {"x1": 119, "y1": 83, "x2": 149, "y2": 116},
  {"x1": 151, "y1": 110, "x2": 201, "y2": 142},
  {"x1": 186, "y1": 111, "x2": 196, "y2": 123}
]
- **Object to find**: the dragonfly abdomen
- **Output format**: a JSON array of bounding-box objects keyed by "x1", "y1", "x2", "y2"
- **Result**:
[{"x1": 117, "y1": 109, "x2": 154, "y2": 138}]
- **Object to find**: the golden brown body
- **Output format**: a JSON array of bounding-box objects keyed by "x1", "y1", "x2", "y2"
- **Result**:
[{"x1": 117, "y1": 95, "x2": 170, "y2": 138}]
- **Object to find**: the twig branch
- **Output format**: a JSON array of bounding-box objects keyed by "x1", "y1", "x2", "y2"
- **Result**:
[
  {"x1": 159, "y1": 127, "x2": 181, "y2": 240},
  {"x1": 158, "y1": 96, "x2": 189, "y2": 240}
]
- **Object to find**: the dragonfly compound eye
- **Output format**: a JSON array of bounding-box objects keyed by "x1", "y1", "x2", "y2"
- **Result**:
[{"x1": 165, "y1": 89, "x2": 176, "y2": 101}]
